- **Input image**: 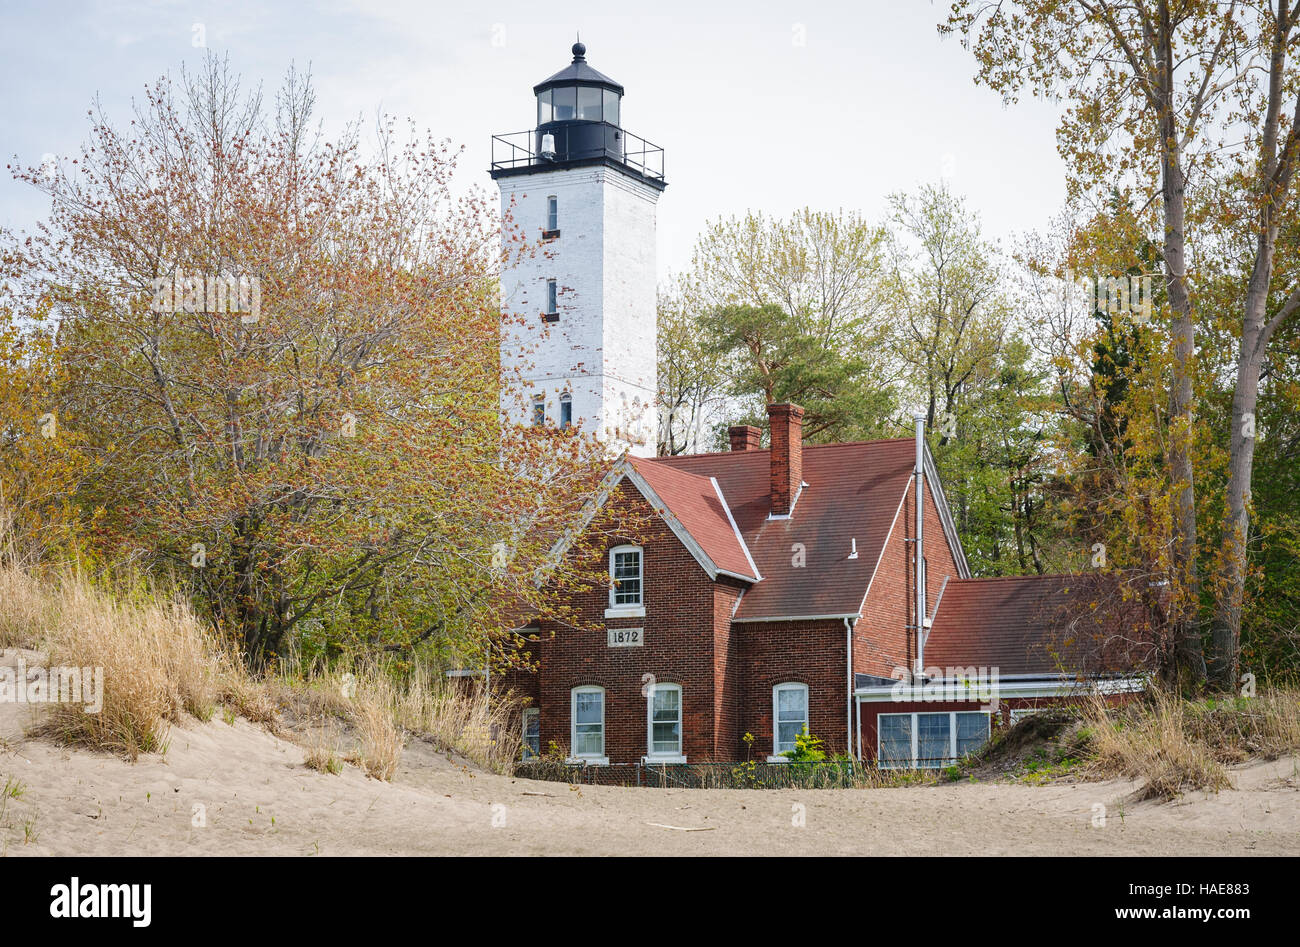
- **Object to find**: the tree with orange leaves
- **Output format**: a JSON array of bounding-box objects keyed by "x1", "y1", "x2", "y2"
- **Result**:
[{"x1": 3, "y1": 55, "x2": 617, "y2": 669}]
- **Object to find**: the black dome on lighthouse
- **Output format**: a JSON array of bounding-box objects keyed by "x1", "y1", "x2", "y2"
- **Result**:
[{"x1": 533, "y1": 42, "x2": 624, "y2": 95}]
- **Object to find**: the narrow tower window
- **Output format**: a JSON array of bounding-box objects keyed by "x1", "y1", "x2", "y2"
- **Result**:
[
  {"x1": 545, "y1": 196, "x2": 559, "y2": 236},
  {"x1": 559, "y1": 392, "x2": 572, "y2": 429},
  {"x1": 531, "y1": 394, "x2": 545, "y2": 427},
  {"x1": 543, "y1": 280, "x2": 559, "y2": 322}
]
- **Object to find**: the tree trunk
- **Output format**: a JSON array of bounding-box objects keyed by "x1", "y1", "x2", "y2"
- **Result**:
[
  {"x1": 1159, "y1": 124, "x2": 1206, "y2": 682},
  {"x1": 1210, "y1": 223, "x2": 1275, "y2": 688}
]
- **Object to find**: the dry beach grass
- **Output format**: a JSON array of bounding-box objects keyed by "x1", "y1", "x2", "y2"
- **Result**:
[{"x1": 1, "y1": 529, "x2": 1298, "y2": 855}]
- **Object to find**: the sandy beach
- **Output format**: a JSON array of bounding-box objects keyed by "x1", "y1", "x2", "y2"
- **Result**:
[{"x1": 2, "y1": 678, "x2": 1296, "y2": 857}]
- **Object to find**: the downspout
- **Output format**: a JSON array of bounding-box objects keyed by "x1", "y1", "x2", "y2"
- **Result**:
[
  {"x1": 855, "y1": 692, "x2": 863, "y2": 762},
  {"x1": 914, "y1": 414, "x2": 926, "y2": 680},
  {"x1": 844, "y1": 616, "x2": 856, "y2": 758}
]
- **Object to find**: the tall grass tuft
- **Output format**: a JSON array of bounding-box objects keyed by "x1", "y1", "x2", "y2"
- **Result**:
[
  {"x1": 272, "y1": 659, "x2": 524, "y2": 776},
  {"x1": 1085, "y1": 685, "x2": 1231, "y2": 800},
  {"x1": 34, "y1": 572, "x2": 227, "y2": 759}
]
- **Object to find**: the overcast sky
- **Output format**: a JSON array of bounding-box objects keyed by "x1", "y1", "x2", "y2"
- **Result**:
[{"x1": 0, "y1": 0, "x2": 1069, "y2": 280}]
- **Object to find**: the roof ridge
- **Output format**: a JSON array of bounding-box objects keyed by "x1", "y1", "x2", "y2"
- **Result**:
[
  {"x1": 648, "y1": 437, "x2": 915, "y2": 463},
  {"x1": 952, "y1": 573, "x2": 1080, "y2": 582}
]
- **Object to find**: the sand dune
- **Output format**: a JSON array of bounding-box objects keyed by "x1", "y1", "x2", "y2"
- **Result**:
[{"x1": 3, "y1": 682, "x2": 1298, "y2": 857}]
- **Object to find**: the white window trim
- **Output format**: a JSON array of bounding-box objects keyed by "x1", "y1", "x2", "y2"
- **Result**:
[
  {"x1": 644, "y1": 682, "x2": 686, "y2": 763},
  {"x1": 568, "y1": 686, "x2": 608, "y2": 766},
  {"x1": 521, "y1": 707, "x2": 540, "y2": 759},
  {"x1": 876, "y1": 710, "x2": 991, "y2": 769},
  {"x1": 769, "y1": 682, "x2": 810, "y2": 762},
  {"x1": 546, "y1": 195, "x2": 558, "y2": 231},
  {"x1": 606, "y1": 544, "x2": 644, "y2": 617}
]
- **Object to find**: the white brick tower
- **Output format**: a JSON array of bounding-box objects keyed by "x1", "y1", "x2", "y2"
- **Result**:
[{"x1": 491, "y1": 42, "x2": 666, "y2": 457}]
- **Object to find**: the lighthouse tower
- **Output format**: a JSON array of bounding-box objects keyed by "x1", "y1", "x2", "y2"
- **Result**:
[{"x1": 490, "y1": 42, "x2": 666, "y2": 457}]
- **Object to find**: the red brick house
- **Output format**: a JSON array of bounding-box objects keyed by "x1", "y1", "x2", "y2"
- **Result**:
[{"x1": 505, "y1": 403, "x2": 1145, "y2": 768}]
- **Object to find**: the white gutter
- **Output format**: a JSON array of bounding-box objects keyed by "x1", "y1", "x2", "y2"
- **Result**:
[
  {"x1": 914, "y1": 414, "x2": 926, "y2": 677},
  {"x1": 854, "y1": 675, "x2": 1148, "y2": 701},
  {"x1": 844, "y1": 616, "x2": 856, "y2": 758}
]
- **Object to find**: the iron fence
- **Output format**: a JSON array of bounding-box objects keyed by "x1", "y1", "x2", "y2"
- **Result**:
[
  {"x1": 514, "y1": 758, "x2": 869, "y2": 789},
  {"x1": 513, "y1": 755, "x2": 981, "y2": 789}
]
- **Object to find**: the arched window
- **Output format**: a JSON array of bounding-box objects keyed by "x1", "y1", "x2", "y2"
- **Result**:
[
  {"x1": 559, "y1": 392, "x2": 573, "y2": 429},
  {"x1": 570, "y1": 686, "x2": 606, "y2": 763},
  {"x1": 645, "y1": 682, "x2": 684, "y2": 762},
  {"x1": 771, "y1": 682, "x2": 809, "y2": 760}
]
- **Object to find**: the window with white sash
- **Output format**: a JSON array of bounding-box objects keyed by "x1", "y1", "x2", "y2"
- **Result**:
[
  {"x1": 609, "y1": 545, "x2": 643, "y2": 608},
  {"x1": 521, "y1": 708, "x2": 540, "y2": 759},
  {"x1": 646, "y1": 683, "x2": 683, "y2": 761},
  {"x1": 772, "y1": 682, "x2": 809, "y2": 758},
  {"x1": 877, "y1": 711, "x2": 990, "y2": 768},
  {"x1": 570, "y1": 686, "x2": 606, "y2": 763}
]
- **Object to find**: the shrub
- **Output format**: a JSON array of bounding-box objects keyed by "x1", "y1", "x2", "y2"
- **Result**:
[{"x1": 780, "y1": 727, "x2": 827, "y2": 762}]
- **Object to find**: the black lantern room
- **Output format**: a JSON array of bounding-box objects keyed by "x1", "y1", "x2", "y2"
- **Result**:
[
  {"x1": 535, "y1": 42, "x2": 623, "y2": 128},
  {"x1": 490, "y1": 43, "x2": 665, "y2": 187}
]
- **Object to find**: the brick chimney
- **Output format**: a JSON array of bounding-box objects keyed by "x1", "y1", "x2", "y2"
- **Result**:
[
  {"x1": 728, "y1": 424, "x2": 762, "y2": 452},
  {"x1": 767, "y1": 403, "x2": 804, "y2": 516}
]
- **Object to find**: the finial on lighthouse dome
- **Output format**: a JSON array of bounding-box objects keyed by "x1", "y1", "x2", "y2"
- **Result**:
[{"x1": 572, "y1": 40, "x2": 586, "y2": 61}]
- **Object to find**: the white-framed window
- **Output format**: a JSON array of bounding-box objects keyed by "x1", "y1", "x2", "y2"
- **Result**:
[
  {"x1": 645, "y1": 683, "x2": 684, "y2": 762},
  {"x1": 770, "y1": 682, "x2": 810, "y2": 760},
  {"x1": 569, "y1": 686, "x2": 607, "y2": 764},
  {"x1": 546, "y1": 195, "x2": 558, "y2": 232},
  {"x1": 559, "y1": 392, "x2": 572, "y2": 429},
  {"x1": 877, "y1": 711, "x2": 990, "y2": 769},
  {"x1": 531, "y1": 394, "x2": 545, "y2": 427},
  {"x1": 546, "y1": 279, "x2": 558, "y2": 315},
  {"x1": 521, "y1": 707, "x2": 540, "y2": 759},
  {"x1": 609, "y1": 545, "x2": 642, "y2": 608}
]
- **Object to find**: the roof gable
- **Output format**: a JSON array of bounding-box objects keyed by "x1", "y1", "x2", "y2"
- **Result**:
[
  {"x1": 624, "y1": 458, "x2": 761, "y2": 583},
  {"x1": 653, "y1": 439, "x2": 933, "y2": 620}
]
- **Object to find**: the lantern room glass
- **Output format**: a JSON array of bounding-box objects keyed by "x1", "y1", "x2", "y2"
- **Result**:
[
  {"x1": 537, "y1": 86, "x2": 620, "y2": 125},
  {"x1": 576, "y1": 87, "x2": 602, "y2": 120},
  {"x1": 550, "y1": 86, "x2": 576, "y2": 121}
]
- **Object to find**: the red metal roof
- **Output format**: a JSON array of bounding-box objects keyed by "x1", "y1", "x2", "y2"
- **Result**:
[{"x1": 645, "y1": 440, "x2": 919, "y2": 620}]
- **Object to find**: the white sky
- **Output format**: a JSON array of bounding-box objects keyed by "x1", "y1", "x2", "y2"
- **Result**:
[{"x1": 0, "y1": 0, "x2": 1069, "y2": 281}]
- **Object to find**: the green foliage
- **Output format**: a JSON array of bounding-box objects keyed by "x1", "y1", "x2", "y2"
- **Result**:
[{"x1": 779, "y1": 727, "x2": 827, "y2": 762}]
